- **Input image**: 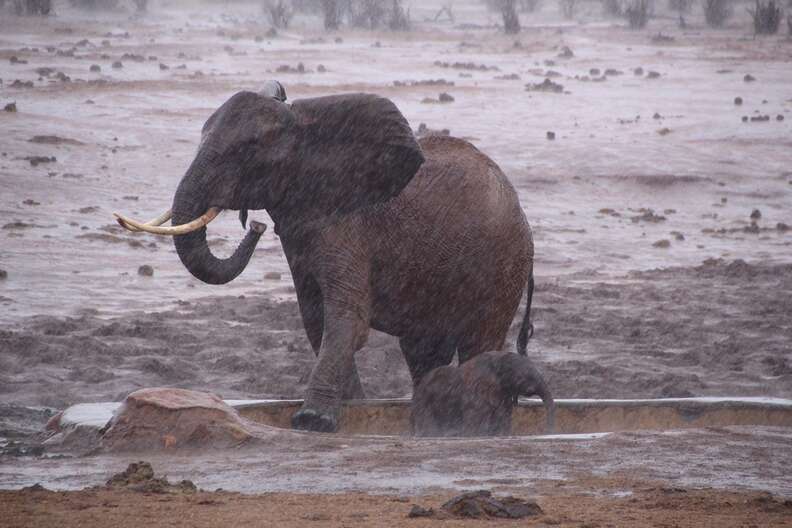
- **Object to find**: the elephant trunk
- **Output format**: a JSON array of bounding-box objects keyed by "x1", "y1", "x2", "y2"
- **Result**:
[
  {"x1": 172, "y1": 169, "x2": 264, "y2": 285},
  {"x1": 513, "y1": 357, "x2": 555, "y2": 434}
]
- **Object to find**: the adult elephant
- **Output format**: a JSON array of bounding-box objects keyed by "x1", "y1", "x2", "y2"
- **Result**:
[{"x1": 115, "y1": 83, "x2": 536, "y2": 433}]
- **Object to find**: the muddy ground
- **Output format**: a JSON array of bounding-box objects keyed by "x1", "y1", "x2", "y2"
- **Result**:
[{"x1": 1, "y1": 0, "x2": 792, "y2": 521}]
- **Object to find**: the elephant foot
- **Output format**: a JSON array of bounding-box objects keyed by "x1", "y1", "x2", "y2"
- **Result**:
[{"x1": 291, "y1": 408, "x2": 338, "y2": 433}]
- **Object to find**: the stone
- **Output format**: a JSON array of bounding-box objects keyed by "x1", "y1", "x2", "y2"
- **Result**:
[
  {"x1": 0, "y1": 269, "x2": 7, "y2": 280},
  {"x1": 89, "y1": 64, "x2": 101, "y2": 72},
  {"x1": 734, "y1": 96, "x2": 742, "y2": 105},
  {"x1": 743, "y1": 74, "x2": 756, "y2": 82},
  {"x1": 441, "y1": 490, "x2": 543, "y2": 519},
  {"x1": 438, "y1": 92, "x2": 454, "y2": 103},
  {"x1": 652, "y1": 239, "x2": 671, "y2": 248},
  {"x1": 546, "y1": 131, "x2": 556, "y2": 140},
  {"x1": 408, "y1": 505, "x2": 435, "y2": 518},
  {"x1": 99, "y1": 388, "x2": 253, "y2": 451},
  {"x1": 137, "y1": 265, "x2": 154, "y2": 277}
]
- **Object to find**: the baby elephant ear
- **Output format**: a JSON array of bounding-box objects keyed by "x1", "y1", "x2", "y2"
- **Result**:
[{"x1": 290, "y1": 93, "x2": 424, "y2": 215}]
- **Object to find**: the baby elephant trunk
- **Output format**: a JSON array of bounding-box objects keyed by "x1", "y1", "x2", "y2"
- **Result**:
[{"x1": 512, "y1": 356, "x2": 555, "y2": 434}]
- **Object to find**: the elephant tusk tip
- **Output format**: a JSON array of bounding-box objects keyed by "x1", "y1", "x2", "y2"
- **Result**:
[{"x1": 249, "y1": 220, "x2": 267, "y2": 234}]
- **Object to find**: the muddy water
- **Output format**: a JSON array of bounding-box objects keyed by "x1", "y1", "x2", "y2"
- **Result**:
[{"x1": 1, "y1": 1, "x2": 791, "y2": 323}]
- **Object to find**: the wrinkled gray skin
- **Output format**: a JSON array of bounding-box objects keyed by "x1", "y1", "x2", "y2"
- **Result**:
[
  {"x1": 411, "y1": 351, "x2": 555, "y2": 437},
  {"x1": 169, "y1": 87, "x2": 535, "y2": 433}
]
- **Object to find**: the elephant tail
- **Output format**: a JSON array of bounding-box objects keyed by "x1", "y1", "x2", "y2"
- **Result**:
[{"x1": 516, "y1": 274, "x2": 535, "y2": 356}]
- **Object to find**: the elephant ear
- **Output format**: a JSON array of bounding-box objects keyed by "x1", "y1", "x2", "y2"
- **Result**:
[{"x1": 290, "y1": 93, "x2": 424, "y2": 216}]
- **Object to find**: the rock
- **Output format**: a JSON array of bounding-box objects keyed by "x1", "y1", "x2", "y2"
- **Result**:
[
  {"x1": 264, "y1": 271, "x2": 281, "y2": 280},
  {"x1": 546, "y1": 131, "x2": 556, "y2": 140},
  {"x1": 408, "y1": 505, "x2": 435, "y2": 518},
  {"x1": 653, "y1": 239, "x2": 671, "y2": 248},
  {"x1": 106, "y1": 461, "x2": 197, "y2": 494},
  {"x1": 657, "y1": 127, "x2": 672, "y2": 135},
  {"x1": 159, "y1": 63, "x2": 169, "y2": 70},
  {"x1": 99, "y1": 388, "x2": 253, "y2": 451},
  {"x1": 750, "y1": 209, "x2": 761, "y2": 220},
  {"x1": 137, "y1": 265, "x2": 154, "y2": 277},
  {"x1": 734, "y1": 96, "x2": 742, "y2": 105},
  {"x1": 647, "y1": 71, "x2": 661, "y2": 79},
  {"x1": 438, "y1": 92, "x2": 454, "y2": 103},
  {"x1": 742, "y1": 116, "x2": 748, "y2": 122},
  {"x1": 0, "y1": 269, "x2": 7, "y2": 280},
  {"x1": 743, "y1": 74, "x2": 756, "y2": 82},
  {"x1": 89, "y1": 64, "x2": 101, "y2": 72},
  {"x1": 112, "y1": 61, "x2": 123, "y2": 69},
  {"x1": 441, "y1": 490, "x2": 543, "y2": 519},
  {"x1": 671, "y1": 231, "x2": 685, "y2": 241},
  {"x1": 21, "y1": 483, "x2": 47, "y2": 492},
  {"x1": 4, "y1": 102, "x2": 17, "y2": 112}
]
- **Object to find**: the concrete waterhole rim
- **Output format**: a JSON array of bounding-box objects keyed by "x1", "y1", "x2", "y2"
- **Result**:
[{"x1": 60, "y1": 396, "x2": 792, "y2": 441}]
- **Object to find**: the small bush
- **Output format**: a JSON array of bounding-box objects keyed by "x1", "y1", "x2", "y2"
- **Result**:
[
  {"x1": 560, "y1": 0, "x2": 577, "y2": 18},
  {"x1": 748, "y1": 0, "x2": 782, "y2": 34},
  {"x1": 625, "y1": 0, "x2": 649, "y2": 27},
  {"x1": 704, "y1": 0, "x2": 733, "y2": 27}
]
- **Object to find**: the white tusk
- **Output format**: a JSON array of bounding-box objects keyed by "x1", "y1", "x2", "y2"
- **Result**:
[
  {"x1": 113, "y1": 207, "x2": 220, "y2": 236},
  {"x1": 120, "y1": 208, "x2": 173, "y2": 232}
]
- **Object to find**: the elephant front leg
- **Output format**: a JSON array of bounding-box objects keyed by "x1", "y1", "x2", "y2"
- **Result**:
[{"x1": 292, "y1": 307, "x2": 369, "y2": 433}]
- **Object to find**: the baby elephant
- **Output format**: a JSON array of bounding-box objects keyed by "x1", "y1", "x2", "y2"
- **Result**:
[{"x1": 411, "y1": 351, "x2": 555, "y2": 437}]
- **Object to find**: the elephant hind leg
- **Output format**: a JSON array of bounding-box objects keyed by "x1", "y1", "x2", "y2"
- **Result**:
[{"x1": 400, "y1": 335, "x2": 457, "y2": 388}]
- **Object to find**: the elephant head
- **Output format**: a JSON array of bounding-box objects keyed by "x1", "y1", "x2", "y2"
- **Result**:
[
  {"x1": 488, "y1": 351, "x2": 556, "y2": 433},
  {"x1": 115, "y1": 85, "x2": 424, "y2": 285}
]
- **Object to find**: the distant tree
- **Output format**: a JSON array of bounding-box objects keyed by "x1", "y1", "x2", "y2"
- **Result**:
[
  {"x1": 518, "y1": 0, "x2": 540, "y2": 12},
  {"x1": 747, "y1": 0, "x2": 782, "y2": 34},
  {"x1": 602, "y1": 0, "x2": 623, "y2": 16},
  {"x1": 625, "y1": 0, "x2": 649, "y2": 27},
  {"x1": 703, "y1": 0, "x2": 732, "y2": 27},
  {"x1": 500, "y1": 0, "x2": 520, "y2": 32},
  {"x1": 263, "y1": 0, "x2": 294, "y2": 28},
  {"x1": 11, "y1": 0, "x2": 52, "y2": 14},
  {"x1": 560, "y1": 0, "x2": 577, "y2": 18},
  {"x1": 322, "y1": 0, "x2": 341, "y2": 29}
]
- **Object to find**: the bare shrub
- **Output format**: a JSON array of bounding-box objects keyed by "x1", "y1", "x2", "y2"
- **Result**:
[
  {"x1": 263, "y1": 0, "x2": 294, "y2": 28},
  {"x1": 625, "y1": 0, "x2": 650, "y2": 27},
  {"x1": 747, "y1": 0, "x2": 782, "y2": 34},
  {"x1": 704, "y1": 0, "x2": 733, "y2": 27},
  {"x1": 603, "y1": 0, "x2": 623, "y2": 16},
  {"x1": 560, "y1": 0, "x2": 577, "y2": 18}
]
